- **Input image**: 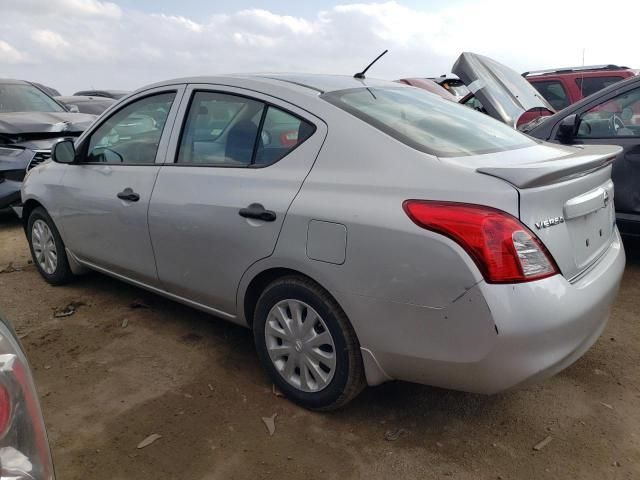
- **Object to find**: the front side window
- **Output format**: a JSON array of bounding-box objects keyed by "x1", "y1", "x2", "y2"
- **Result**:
[
  {"x1": 0, "y1": 83, "x2": 64, "y2": 113},
  {"x1": 86, "y1": 92, "x2": 176, "y2": 164},
  {"x1": 177, "y1": 91, "x2": 315, "y2": 166},
  {"x1": 577, "y1": 87, "x2": 640, "y2": 138},
  {"x1": 530, "y1": 80, "x2": 570, "y2": 110},
  {"x1": 575, "y1": 76, "x2": 625, "y2": 98},
  {"x1": 323, "y1": 87, "x2": 534, "y2": 157}
]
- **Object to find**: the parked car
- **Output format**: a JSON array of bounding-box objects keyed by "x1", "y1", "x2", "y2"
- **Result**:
[
  {"x1": 54, "y1": 95, "x2": 115, "y2": 115},
  {"x1": 523, "y1": 65, "x2": 636, "y2": 111},
  {"x1": 22, "y1": 74, "x2": 624, "y2": 410},
  {"x1": 427, "y1": 74, "x2": 470, "y2": 100},
  {"x1": 395, "y1": 78, "x2": 457, "y2": 101},
  {"x1": 72, "y1": 90, "x2": 128, "y2": 100},
  {"x1": 30, "y1": 83, "x2": 61, "y2": 98},
  {"x1": 454, "y1": 52, "x2": 556, "y2": 128},
  {"x1": 525, "y1": 75, "x2": 640, "y2": 236},
  {"x1": 0, "y1": 311, "x2": 55, "y2": 479},
  {"x1": 453, "y1": 53, "x2": 640, "y2": 236},
  {"x1": 0, "y1": 79, "x2": 96, "y2": 214}
]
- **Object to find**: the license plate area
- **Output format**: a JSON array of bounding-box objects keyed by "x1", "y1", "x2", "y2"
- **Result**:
[{"x1": 566, "y1": 200, "x2": 615, "y2": 271}]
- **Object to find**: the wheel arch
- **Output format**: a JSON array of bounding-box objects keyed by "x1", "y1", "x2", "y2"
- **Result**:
[
  {"x1": 242, "y1": 267, "x2": 332, "y2": 328},
  {"x1": 21, "y1": 198, "x2": 45, "y2": 232}
]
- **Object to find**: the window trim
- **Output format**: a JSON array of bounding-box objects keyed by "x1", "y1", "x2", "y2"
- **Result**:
[
  {"x1": 170, "y1": 89, "x2": 317, "y2": 169},
  {"x1": 76, "y1": 90, "x2": 179, "y2": 166}
]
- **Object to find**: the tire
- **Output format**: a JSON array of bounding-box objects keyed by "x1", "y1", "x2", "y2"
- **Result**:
[
  {"x1": 27, "y1": 207, "x2": 73, "y2": 285},
  {"x1": 253, "y1": 275, "x2": 365, "y2": 411}
]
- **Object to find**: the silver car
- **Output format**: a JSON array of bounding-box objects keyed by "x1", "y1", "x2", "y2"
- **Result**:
[{"x1": 21, "y1": 74, "x2": 625, "y2": 410}]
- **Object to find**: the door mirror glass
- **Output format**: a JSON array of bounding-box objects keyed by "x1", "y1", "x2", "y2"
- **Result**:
[
  {"x1": 52, "y1": 139, "x2": 76, "y2": 164},
  {"x1": 67, "y1": 104, "x2": 80, "y2": 113},
  {"x1": 557, "y1": 114, "x2": 578, "y2": 142}
]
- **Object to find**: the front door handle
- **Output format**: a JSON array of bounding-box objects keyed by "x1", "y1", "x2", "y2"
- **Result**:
[
  {"x1": 239, "y1": 203, "x2": 276, "y2": 222},
  {"x1": 117, "y1": 188, "x2": 140, "y2": 202}
]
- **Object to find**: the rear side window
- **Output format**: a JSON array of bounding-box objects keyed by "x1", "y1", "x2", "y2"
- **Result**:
[
  {"x1": 177, "y1": 91, "x2": 315, "y2": 166},
  {"x1": 530, "y1": 80, "x2": 570, "y2": 110},
  {"x1": 323, "y1": 87, "x2": 534, "y2": 157},
  {"x1": 575, "y1": 76, "x2": 625, "y2": 98}
]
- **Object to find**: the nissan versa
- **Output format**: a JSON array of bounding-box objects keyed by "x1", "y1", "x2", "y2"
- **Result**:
[{"x1": 21, "y1": 74, "x2": 625, "y2": 410}]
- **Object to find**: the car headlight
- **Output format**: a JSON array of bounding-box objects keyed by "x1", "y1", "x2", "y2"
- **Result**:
[{"x1": 0, "y1": 318, "x2": 55, "y2": 479}]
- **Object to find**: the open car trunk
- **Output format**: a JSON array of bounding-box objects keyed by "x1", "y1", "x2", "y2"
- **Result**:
[
  {"x1": 448, "y1": 143, "x2": 621, "y2": 281},
  {"x1": 452, "y1": 52, "x2": 555, "y2": 128}
]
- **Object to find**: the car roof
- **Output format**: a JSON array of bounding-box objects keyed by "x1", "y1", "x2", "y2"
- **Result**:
[
  {"x1": 523, "y1": 64, "x2": 631, "y2": 77},
  {"x1": 56, "y1": 95, "x2": 115, "y2": 103},
  {"x1": 0, "y1": 78, "x2": 29, "y2": 86},
  {"x1": 143, "y1": 73, "x2": 401, "y2": 96}
]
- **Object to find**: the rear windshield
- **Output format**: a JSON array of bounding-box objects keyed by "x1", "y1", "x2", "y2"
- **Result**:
[
  {"x1": 322, "y1": 86, "x2": 535, "y2": 157},
  {"x1": 0, "y1": 83, "x2": 65, "y2": 113}
]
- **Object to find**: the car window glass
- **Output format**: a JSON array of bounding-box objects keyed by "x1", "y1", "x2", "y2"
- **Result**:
[
  {"x1": 575, "y1": 76, "x2": 625, "y2": 98},
  {"x1": 0, "y1": 84, "x2": 65, "y2": 113},
  {"x1": 254, "y1": 106, "x2": 315, "y2": 165},
  {"x1": 177, "y1": 92, "x2": 314, "y2": 166},
  {"x1": 86, "y1": 92, "x2": 176, "y2": 164},
  {"x1": 324, "y1": 87, "x2": 534, "y2": 157},
  {"x1": 177, "y1": 92, "x2": 264, "y2": 166},
  {"x1": 531, "y1": 81, "x2": 570, "y2": 110},
  {"x1": 577, "y1": 88, "x2": 640, "y2": 138}
]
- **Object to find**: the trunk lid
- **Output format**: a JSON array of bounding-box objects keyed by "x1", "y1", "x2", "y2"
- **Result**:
[
  {"x1": 452, "y1": 52, "x2": 555, "y2": 128},
  {"x1": 446, "y1": 143, "x2": 621, "y2": 280}
]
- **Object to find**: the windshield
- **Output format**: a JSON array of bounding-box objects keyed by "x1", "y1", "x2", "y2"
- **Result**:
[
  {"x1": 323, "y1": 86, "x2": 535, "y2": 157},
  {"x1": 0, "y1": 84, "x2": 65, "y2": 113}
]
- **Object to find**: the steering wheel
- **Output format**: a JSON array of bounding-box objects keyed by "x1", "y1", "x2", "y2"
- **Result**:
[{"x1": 610, "y1": 114, "x2": 626, "y2": 134}]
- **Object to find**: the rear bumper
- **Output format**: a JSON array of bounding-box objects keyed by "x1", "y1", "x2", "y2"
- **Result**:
[{"x1": 350, "y1": 229, "x2": 625, "y2": 393}]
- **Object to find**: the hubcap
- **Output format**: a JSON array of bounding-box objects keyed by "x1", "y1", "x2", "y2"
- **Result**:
[
  {"x1": 264, "y1": 299, "x2": 336, "y2": 393},
  {"x1": 31, "y1": 219, "x2": 57, "y2": 275}
]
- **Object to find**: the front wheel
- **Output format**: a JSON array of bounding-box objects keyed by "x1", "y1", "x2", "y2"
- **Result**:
[
  {"x1": 253, "y1": 276, "x2": 365, "y2": 411},
  {"x1": 27, "y1": 207, "x2": 73, "y2": 285}
]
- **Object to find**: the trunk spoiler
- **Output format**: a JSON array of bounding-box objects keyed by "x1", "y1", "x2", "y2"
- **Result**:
[{"x1": 477, "y1": 145, "x2": 622, "y2": 188}]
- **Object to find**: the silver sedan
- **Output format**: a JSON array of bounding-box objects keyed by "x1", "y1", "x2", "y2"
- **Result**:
[{"x1": 21, "y1": 74, "x2": 625, "y2": 410}]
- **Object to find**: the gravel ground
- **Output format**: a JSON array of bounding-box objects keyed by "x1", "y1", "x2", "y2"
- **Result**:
[{"x1": 0, "y1": 209, "x2": 638, "y2": 480}]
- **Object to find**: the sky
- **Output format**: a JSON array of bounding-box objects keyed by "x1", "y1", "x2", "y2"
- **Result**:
[{"x1": 1, "y1": 0, "x2": 639, "y2": 94}]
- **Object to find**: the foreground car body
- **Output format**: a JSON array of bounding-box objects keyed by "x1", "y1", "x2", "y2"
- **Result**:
[
  {"x1": 0, "y1": 79, "x2": 95, "y2": 213},
  {"x1": 0, "y1": 312, "x2": 55, "y2": 479},
  {"x1": 22, "y1": 74, "x2": 625, "y2": 409}
]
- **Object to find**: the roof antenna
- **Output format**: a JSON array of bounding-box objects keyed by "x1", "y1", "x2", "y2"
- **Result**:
[{"x1": 354, "y1": 50, "x2": 388, "y2": 79}]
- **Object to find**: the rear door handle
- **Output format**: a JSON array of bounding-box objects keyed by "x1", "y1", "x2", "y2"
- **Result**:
[
  {"x1": 117, "y1": 188, "x2": 140, "y2": 202},
  {"x1": 239, "y1": 203, "x2": 276, "y2": 222}
]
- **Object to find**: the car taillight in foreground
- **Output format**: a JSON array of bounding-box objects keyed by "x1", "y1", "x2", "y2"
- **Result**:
[
  {"x1": 403, "y1": 200, "x2": 559, "y2": 284},
  {"x1": 0, "y1": 319, "x2": 54, "y2": 479}
]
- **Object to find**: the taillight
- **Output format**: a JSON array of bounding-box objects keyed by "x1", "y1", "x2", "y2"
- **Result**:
[
  {"x1": 0, "y1": 382, "x2": 11, "y2": 437},
  {"x1": 0, "y1": 317, "x2": 55, "y2": 479},
  {"x1": 403, "y1": 200, "x2": 559, "y2": 284}
]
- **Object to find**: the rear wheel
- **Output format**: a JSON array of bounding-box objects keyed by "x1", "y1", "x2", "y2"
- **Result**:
[
  {"x1": 253, "y1": 276, "x2": 365, "y2": 411},
  {"x1": 27, "y1": 207, "x2": 73, "y2": 285}
]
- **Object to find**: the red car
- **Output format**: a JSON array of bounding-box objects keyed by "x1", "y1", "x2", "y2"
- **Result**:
[{"x1": 523, "y1": 65, "x2": 636, "y2": 111}]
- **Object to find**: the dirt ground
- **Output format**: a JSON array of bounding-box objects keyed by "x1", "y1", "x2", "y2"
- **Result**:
[{"x1": 0, "y1": 209, "x2": 638, "y2": 480}]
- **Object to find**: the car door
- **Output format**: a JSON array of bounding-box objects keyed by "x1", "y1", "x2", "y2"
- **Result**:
[
  {"x1": 148, "y1": 85, "x2": 327, "y2": 316},
  {"x1": 556, "y1": 85, "x2": 640, "y2": 227},
  {"x1": 57, "y1": 85, "x2": 186, "y2": 285}
]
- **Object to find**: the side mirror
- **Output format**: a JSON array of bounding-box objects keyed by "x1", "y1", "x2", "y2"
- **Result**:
[
  {"x1": 557, "y1": 114, "x2": 579, "y2": 142},
  {"x1": 67, "y1": 104, "x2": 80, "y2": 113},
  {"x1": 52, "y1": 139, "x2": 76, "y2": 164}
]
